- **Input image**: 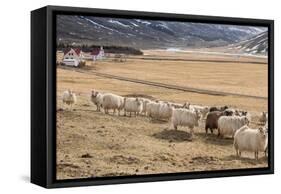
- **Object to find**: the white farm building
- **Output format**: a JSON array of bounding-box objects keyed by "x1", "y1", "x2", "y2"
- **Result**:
[
  {"x1": 91, "y1": 46, "x2": 105, "y2": 61},
  {"x1": 63, "y1": 48, "x2": 83, "y2": 67}
]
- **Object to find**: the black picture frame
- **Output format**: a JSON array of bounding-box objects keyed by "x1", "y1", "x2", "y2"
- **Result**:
[{"x1": 31, "y1": 5, "x2": 274, "y2": 188}]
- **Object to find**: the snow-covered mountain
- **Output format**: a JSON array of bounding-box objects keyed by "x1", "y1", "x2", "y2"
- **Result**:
[
  {"x1": 228, "y1": 31, "x2": 268, "y2": 55},
  {"x1": 57, "y1": 15, "x2": 266, "y2": 49}
]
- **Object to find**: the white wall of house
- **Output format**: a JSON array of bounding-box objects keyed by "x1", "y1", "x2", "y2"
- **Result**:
[{"x1": 63, "y1": 59, "x2": 80, "y2": 67}]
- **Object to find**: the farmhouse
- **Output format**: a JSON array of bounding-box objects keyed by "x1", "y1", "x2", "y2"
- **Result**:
[
  {"x1": 63, "y1": 48, "x2": 83, "y2": 67},
  {"x1": 91, "y1": 46, "x2": 105, "y2": 61}
]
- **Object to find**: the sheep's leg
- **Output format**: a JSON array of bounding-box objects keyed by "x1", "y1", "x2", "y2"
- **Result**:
[
  {"x1": 130, "y1": 112, "x2": 131, "y2": 117},
  {"x1": 236, "y1": 149, "x2": 239, "y2": 157},
  {"x1": 210, "y1": 129, "x2": 213, "y2": 134},
  {"x1": 124, "y1": 111, "x2": 126, "y2": 117},
  {"x1": 190, "y1": 127, "x2": 194, "y2": 135}
]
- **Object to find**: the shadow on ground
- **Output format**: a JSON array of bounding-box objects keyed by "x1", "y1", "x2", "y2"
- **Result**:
[
  {"x1": 197, "y1": 132, "x2": 234, "y2": 146},
  {"x1": 152, "y1": 129, "x2": 192, "y2": 142}
]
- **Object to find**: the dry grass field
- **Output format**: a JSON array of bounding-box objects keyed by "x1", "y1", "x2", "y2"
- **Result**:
[{"x1": 56, "y1": 50, "x2": 268, "y2": 180}]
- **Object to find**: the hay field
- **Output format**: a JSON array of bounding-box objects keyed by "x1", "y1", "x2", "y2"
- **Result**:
[{"x1": 56, "y1": 50, "x2": 268, "y2": 180}]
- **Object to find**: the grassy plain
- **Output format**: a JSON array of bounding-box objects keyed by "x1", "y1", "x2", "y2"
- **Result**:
[{"x1": 56, "y1": 50, "x2": 268, "y2": 180}]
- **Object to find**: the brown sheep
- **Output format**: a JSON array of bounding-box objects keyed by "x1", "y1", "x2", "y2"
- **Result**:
[{"x1": 205, "y1": 111, "x2": 228, "y2": 134}]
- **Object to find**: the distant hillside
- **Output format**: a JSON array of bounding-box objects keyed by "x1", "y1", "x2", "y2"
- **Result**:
[
  {"x1": 228, "y1": 31, "x2": 268, "y2": 55},
  {"x1": 57, "y1": 15, "x2": 266, "y2": 49}
]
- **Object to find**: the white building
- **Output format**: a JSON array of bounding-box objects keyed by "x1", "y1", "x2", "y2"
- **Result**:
[
  {"x1": 91, "y1": 46, "x2": 105, "y2": 61},
  {"x1": 63, "y1": 48, "x2": 83, "y2": 67}
]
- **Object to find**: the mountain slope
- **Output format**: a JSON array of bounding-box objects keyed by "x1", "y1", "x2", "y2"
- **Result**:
[
  {"x1": 228, "y1": 31, "x2": 268, "y2": 55},
  {"x1": 57, "y1": 15, "x2": 266, "y2": 49}
]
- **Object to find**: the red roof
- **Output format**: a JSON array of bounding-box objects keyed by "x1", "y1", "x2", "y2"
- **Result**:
[
  {"x1": 91, "y1": 48, "x2": 100, "y2": 56},
  {"x1": 63, "y1": 48, "x2": 81, "y2": 55}
]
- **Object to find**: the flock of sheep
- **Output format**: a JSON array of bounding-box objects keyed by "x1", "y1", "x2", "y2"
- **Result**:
[{"x1": 62, "y1": 89, "x2": 269, "y2": 160}]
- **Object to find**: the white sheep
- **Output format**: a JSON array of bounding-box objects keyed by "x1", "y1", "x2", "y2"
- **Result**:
[
  {"x1": 259, "y1": 111, "x2": 268, "y2": 124},
  {"x1": 234, "y1": 126, "x2": 268, "y2": 160},
  {"x1": 189, "y1": 105, "x2": 209, "y2": 120},
  {"x1": 124, "y1": 97, "x2": 143, "y2": 116},
  {"x1": 146, "y1": 101, "x2": 173, "y2": 120},
  {"x1": 102, "y1": 93, "x2": 124, "y2": 115},
  {"x1": 139, "y1": 98, "x2": 152, "y2": 116},
  {"x1": 90, "y1": 90, "x2": 104, "y2": 111},
  {"x1": 218, "y1": 116, "x2": 249, "y2": 138},
  {"x1": 158, "y1": 103, "x2": 174, "y2": 119},
  {"x1": 62, "y1": 89, "x2": 77, "y2": 110},
  {"x1": 169, "y1": 108, "x2": 200, "y2": 134},
  {"x1": 146, "y1": 101, "x2": 160, "y2": 118}
]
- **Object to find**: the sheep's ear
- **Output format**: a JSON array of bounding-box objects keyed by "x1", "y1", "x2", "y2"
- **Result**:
[{"x1": 258, "y1": 127, "x2": 263, "y2": 132}]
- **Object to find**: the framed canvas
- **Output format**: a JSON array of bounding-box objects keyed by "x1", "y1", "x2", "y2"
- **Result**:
[{"x1": 31, "y1": 5, "x2": 274, "y2": 188}]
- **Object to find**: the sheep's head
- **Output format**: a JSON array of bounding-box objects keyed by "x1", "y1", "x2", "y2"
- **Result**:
[
  {"x1": 223, "y1": 109, "x2": 233, "y2": 116},
  {"x1": 224, "y1": 105, "x2": 229, "y2": 110},
  {"x1": 234, "y1": 110, "x2": 240, "y2": 116},
  {"x1": 135, "y1": 98, "x2": 142, "y2": 106},
  {"x1": 244, "y1": 116, "x2": 250, "y2": 125},
  {"x1": 183, "y1": 102, "x2": 190, "y2": 109},
  {"x1": 68, "y1": 89, "x2": 74, "y2": 95},
  {"x1": 91, "y1": 90, "x2": 98, "y2": 97},
  {"x1": 194, "y1": 110, "x2": 200, "y2": 126},
  {"x1": 259, "y1": 127, "x2": 267, "y2": 138}
]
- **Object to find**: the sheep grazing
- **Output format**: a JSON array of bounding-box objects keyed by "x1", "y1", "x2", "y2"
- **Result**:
[
  {"x1": 205, "y1": 111, "x2": 225, "y2": 134},
  {"x1": 102, "y1": 93, "x2": 124, "y2": 115},
  {"x1": 146, "y1": 101, "x2": 173, "y2": 120},
  {"x1": 170, "y1": 108, "x2": 200, "y2": 135},
  {"x1": 182, "y1": 102, "x2": 191, "y2": 109},
  {"x1": 234, "y1": 126, "x2": 268, "y2": 160},
  {"x1": 209, "y1": 105, "x2": 228, "y2": 112},
  {"x1": 90, "y1": 90, "x2": 104, "y2": 111},
  {"x1": 124, "y1": 97, "x2": 143, "y2": 117},
  {"x1": 146, "y1": 101, "x2": 160, "y2": 118},
  {"x1": 190, "y1": 105, "x2": 209, "y2": 119},
  {"x1": 169, "y1": 102, "x2": 185, "y2": 109},
  {"x1": 259, "y1": 111, "x2": 268, "y2": 124},
  {"x1": 62, "y1": 89, "x2": 77, "y2": 110},
  {"x1": 233, "y1": 109, "x2": 248, "y2": 116},
  {"x1": 218, "y1": 116, "x2": 249, "y2": 138},
  {"x1": 223, "y1": 109, "x2": 235, "y2": 116},
  {"x1": 139, "y1": 98, "x2": 152, "y2": 116}
]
